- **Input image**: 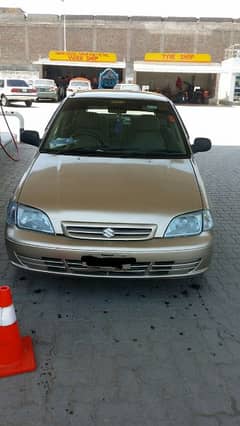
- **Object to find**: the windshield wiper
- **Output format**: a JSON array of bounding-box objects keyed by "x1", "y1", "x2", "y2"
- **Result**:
[
  {"x1": 85, "y1": 149, "x2": 187, "y2": 158},
  {"x1": 41, "y1": 146, "x2": 187, "y2": 158},
  {"x1": 43, "y1": 148, "x2": 106, "y2": 155}
]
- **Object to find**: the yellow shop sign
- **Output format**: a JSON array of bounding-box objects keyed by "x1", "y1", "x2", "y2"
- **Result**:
[
  {"x1": 144, "y1": 52, "x2": 211, "y2": 63},
  {"x1": 49, "y1": 50, "x2": 117, "y2": 62}
]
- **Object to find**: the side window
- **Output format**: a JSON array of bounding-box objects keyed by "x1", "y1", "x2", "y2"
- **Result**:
[{"x1": 0, "y1": 80, "x2": 4, "y2": 88}]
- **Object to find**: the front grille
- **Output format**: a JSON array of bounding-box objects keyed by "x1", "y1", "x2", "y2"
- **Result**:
[
  {"x1": 62, "y1": 222, "x2": 156, "y2": 241},
  {"x1": 15, "y1": 253, "x2": 201, "y2": 277}
]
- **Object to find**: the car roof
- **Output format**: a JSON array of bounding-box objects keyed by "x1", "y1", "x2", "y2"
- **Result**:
[
  {"x1": 33, "y1": 79, "x2": 55, "y2": 83},
  {"x1": 66, "y1": 89, "x2": 169, "y2": 102},
  {"x1": 4, "y1": 77, "x2": 27, "y2": 81},
  {"x1": 69, "y1": 77, "x2": 91, "y2": 82},
  {"x1": 34, "y1": 78, "x2": 54, "y2": 81}
]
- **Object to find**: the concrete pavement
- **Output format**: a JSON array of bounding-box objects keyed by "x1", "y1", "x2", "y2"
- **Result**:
[{"x1": 1, "y1": 113, "x2": 240, "y2": 425}]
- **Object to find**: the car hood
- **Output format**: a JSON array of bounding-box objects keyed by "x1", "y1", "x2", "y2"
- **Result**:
[{"x1": 18, "y1": 154, "x2": 203, "y2": 236}]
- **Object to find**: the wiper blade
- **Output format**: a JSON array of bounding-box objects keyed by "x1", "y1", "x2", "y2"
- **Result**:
[
  {"x1": 41, "y1": 146, "x2": 187, "y2": 158},
  {"x1": 41, "y1": 147, "x2": 106, "y2": 155},
  {"x1": 92, "y1": 150, "x2": 187, "y2": 158}
]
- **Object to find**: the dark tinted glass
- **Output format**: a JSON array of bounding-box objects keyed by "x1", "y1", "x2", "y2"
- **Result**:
[{"x1": 7, "y1": 79, "x2": 28, "y2": 87}]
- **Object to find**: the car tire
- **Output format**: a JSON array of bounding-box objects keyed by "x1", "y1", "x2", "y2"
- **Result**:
[
  {"x1": 1, "y1": 95, "x2": 9, "y2": 106},
  {"x1": 25, "y1": 101, "x2": 32, "y2": 107}
]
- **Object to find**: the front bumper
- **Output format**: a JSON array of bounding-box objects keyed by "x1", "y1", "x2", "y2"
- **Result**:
[{"x1": 6, "y1": 226, "x2": 213, "y2": 278}]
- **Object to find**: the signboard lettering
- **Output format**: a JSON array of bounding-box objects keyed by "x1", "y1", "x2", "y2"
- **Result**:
[
  {"x1": 144, "y1": 52, "x2": 211, "y2": 63},
  {"x1": 49, "y1": 50, "x2": 117, "y2": 62}
]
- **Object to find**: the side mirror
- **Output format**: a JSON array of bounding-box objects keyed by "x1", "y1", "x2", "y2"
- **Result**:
[
  {"x1": 20, "y1": 130, "x2": 40, "y2": 147},
  {"x1": 191, "y1": 137, "x2": 211, "y2": 153}
]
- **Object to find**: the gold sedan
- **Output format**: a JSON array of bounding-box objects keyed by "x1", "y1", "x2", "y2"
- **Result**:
[{"x1": 5, "y1": 91, "x2": 213, "y2": 279}]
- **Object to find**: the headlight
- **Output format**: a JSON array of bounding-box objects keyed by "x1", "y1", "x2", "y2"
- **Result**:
[
  {"x1": 6, "y1": 202, "x2": 54, "y2": 234},
  {"x1": 164, "y1": 210, "x2": 213, "y2": 238}
]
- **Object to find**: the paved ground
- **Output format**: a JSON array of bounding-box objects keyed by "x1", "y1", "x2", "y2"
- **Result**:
[{"x1": 1, "y1": 104, "x2": 240, "y2": 426}]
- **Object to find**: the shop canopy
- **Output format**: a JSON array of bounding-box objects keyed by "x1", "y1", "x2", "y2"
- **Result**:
[
  {"x1": 33, "y1": 58, "x2": 126, "y2": 69},
  {"x1": 134, "y1": 61, "x2": 221, "y2": 74}
]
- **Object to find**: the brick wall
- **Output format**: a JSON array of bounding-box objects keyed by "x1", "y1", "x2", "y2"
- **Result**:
[{"x1": 0, "y1": 9, "x2": 240, "y2": 70}]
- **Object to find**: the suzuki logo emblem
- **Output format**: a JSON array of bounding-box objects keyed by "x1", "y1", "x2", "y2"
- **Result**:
[{"x1": 103, "y1": 227, "x2": 115, "y2": 238}]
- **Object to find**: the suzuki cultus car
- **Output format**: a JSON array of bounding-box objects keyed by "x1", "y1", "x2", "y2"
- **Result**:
[{"x1": 5, "y1": 91, "x2": 213, "y2": 278}]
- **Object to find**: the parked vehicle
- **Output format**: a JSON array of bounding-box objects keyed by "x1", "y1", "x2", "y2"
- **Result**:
[
  {"x1": 0, "y1": 78, "x2": 37, "y2": 107},
  {"x1": 66, "y1": 77, "x2": 92, "y2": 97},
  {"x1": 30, "y1": 79, "x2": 59, "y2": 102},
  {"x1": 6, "y1": 91, "x2": 213, "y2": 279},
  {"x1": 114, "y1": 83, "x2": 141, "y2": 91}
]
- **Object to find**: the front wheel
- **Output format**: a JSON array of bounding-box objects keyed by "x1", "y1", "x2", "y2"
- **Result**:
[
  {"x1": 25, "y1": 100, "x2": 32, "y2": 107},
  {"x1": 1, "y1": 95, "x2": 9, "y2": 106}
]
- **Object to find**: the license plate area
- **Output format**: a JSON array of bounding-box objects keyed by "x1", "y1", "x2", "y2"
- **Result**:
[{"x1": 81, "y1": 255, "x2": 136, "y2": 269}]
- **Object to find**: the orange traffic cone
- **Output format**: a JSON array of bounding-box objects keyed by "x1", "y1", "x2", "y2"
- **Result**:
[{"x1": 0, "y1": 285, "x2": 36, "y2": 378}]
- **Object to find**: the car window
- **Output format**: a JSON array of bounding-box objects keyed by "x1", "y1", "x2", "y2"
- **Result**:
[
  {"x1": 114, "y1": 84, "x2": 140, "y2": 91},
  {"x1": 34, "y1": 79, "x2": 55, "y2": 86},
  {"x1": 69, "y1": 81, "x2": 91, "y2": 88},
  {"x1": 6, "y1": 79, "x2": 28, "y2": 87},
  {"x1": 41, "y1": 98, "x2": 190, "y2": 158},
  {"x1": 122, "y1": 84, "x2": 140, "y2": 91},
  {"x1": 126, "y1": 85, "x2": 140, "y2": 90}
]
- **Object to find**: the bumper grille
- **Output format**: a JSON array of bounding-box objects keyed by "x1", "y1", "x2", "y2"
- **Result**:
[
  {"x1": 16, "y1": 253, "x2": 201, "y2": 278},
  {"x1": 62, "y1": 222, "x2": 156, "y2": 241}
]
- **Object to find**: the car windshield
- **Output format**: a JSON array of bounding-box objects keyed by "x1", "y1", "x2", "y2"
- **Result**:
[
  {"x1": 41, "y1": 98, "x2": 189, "y2": 158},
  {"x1": 70, "y1": 81, "x2": 90, "y2": 88},
  {"x1": 7, "y1": 79, "x2": 28, "y2": 87},
  {"x1": 117, "y1": 84, "x2": 140, "y2": 91},
  {"x1": 34, "y1": 79, "x2": 55, "y2": 86}
]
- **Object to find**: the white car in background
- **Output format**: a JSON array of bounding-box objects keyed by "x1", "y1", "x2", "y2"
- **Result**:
[
  {"x1": 113, "y1": 83, "x2": 141, "y2": 91},
  {"x1": 66, "y1": 77, "x2": 92, "y2": 97},
  {"x1": 0, "y1": 78, "x2": 37, "y2": 107}
]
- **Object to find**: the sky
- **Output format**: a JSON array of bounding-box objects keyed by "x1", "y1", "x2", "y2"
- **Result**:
[{"x1": 1, "y1": 0, "x2": 240, "y2": 18}]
